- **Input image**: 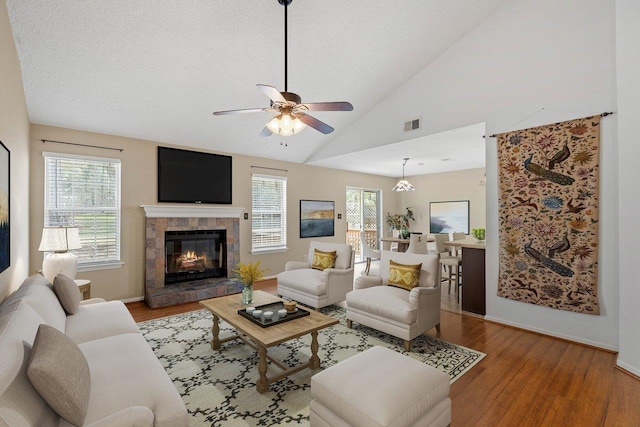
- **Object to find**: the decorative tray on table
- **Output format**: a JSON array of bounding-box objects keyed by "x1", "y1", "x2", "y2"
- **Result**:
[{"x1": 237, "y1": 301, "x2": 310, "y2": 328}]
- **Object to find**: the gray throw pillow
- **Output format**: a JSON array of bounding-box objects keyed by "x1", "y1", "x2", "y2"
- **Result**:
[
  {"x1": 27, "y1": 324, "x2": 91, "y2": 426},
  {"x1": 53, "y1": 274, "x2": 81, "y2": 315}
]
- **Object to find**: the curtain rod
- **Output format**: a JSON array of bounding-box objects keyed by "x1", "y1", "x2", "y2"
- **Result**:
[
  {"x1": 251, "y1": 165, "x2": 288, "y2": 172},
  {"x1": 485, "y1": 111, "x2": 615, "y2": 138},
  {"x1": 41, "y1": 139, "x2": 124, "y2": 152}
]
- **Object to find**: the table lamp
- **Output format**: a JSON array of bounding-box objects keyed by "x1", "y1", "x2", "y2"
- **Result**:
[{"x1": 38, "y1": 226, "x2": 82, "y2": 283}]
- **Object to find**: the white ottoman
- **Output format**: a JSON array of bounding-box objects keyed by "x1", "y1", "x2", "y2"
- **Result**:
[{"x1": 310, "y1": 346, "x2": 451, "y2": 427}]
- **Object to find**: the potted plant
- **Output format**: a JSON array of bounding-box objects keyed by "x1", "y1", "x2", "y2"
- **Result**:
[
  {"x1": 233, "y1": 261, "x2": 268, "y2": 304},
  {"x1": 385, "y1": 207, "x2": 415, "y2": 239}
]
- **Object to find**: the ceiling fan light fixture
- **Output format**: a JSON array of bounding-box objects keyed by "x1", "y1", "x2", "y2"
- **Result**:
[
  {"x1": 266, "y1": 111, "x2": 307, "y2": 136},
  {"x1": 393, "y1": 158, "x2": 415, "y2": 192}
]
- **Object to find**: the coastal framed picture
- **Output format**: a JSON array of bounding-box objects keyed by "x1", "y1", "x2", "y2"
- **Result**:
[
  {"x1": 300, "y1": 200, "x2": 335, "y2": 238},
  {"x1": 0, "y1": 141, "x2": 9, "y2": 273},
  {"x1": 429, "y1": 200, "x2": 469, "y2": 234}
]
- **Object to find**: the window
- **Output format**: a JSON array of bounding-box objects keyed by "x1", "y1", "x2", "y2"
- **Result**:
[
  {"x1": 43, "y1": 152, "x2": 122, "y2": 269},
  {"x1": 252, "y1": 174, "x2": 287, "y2": 252}
]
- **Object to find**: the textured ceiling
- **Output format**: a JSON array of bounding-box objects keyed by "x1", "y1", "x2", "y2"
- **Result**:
[{"x1": 7, "y1": 0, "x2": 505, "y2": 172}]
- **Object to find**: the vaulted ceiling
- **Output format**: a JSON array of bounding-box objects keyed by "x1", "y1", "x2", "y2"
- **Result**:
[{"x1": 7, "y1": 0, "x2": 506, "y2": 176}]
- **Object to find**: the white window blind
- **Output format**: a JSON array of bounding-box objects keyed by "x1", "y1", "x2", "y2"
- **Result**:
[
  {"x1": 252, "y1": 174, "x2": 287, "y2": 252},
  {"x1": 43, "y1": 152, "x2": 121, "y2": 267}
]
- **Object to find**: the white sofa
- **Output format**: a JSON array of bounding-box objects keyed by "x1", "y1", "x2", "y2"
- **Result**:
[
  {"x1": 277, "y1": 241, "x2": 355, "y2": 309},
  {"x1": 0, "y1": 274, "x2": 189, "y2": 427}
]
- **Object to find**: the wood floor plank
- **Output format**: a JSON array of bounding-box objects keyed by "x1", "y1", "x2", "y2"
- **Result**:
[{"x1": 127, "y1": 282, "x2": 640, "y2": 426}]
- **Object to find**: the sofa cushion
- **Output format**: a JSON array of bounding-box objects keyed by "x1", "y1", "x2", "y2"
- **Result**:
[
  {"x1": 308, "y1": 241, "x2": 353, "y2": 270},
  {"x1": 27, "y1": 324, "x2": 90, "y2": 426},
  {"x1": 53, "y1": 274, "x2": 81, "y2": 315},
  {"x1": 346, "y1": 286, "x2": 417, "y2": 324},
  {"x1": 0, "y1": 303, "x2": 59, "y2": 426},
  {"x1": 277, "y1": 268, "x2": 327, "y2": 296},
  {"x1": 1, "y1": 275, "x2": 67, "y2": 333},
  {"x1": 387, "y1": 260, "x2": 422, "y2": 291},
  {"x1": 312, "y1": 249, "x2": 337, "y2": 271},
  {"x1": 78, "y1": 333, "x2": 188, "y2": 427},
  {"x1": 65, "y1": 300, "x2": 140, "y2": 345}
]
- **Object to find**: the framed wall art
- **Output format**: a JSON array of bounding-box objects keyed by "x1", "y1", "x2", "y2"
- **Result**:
[
  {"x1": 429, "y1": 200, "x2": 469, "y2": 234},
  {"x1": 0, "y1": 141, "x2": 9, "y2": 273},
  {"x1": 300, "y1": 200, "x2": 335, "y2": 238}
]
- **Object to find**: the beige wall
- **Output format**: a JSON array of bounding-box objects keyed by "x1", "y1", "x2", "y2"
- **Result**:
[
  {"x1": 398, "y1": 168, "x2": 486, "y2": 234},
  {"x1": 29, "y1": 124, "x2": 400, "y2": 301},
  {"x1": 0, "y1": 0, "x2": 30, "y2": 299}
]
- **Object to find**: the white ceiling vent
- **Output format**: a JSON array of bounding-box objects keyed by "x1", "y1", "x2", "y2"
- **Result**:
[{"x1": 404, "y1": 117, "x2": 421, "y2": 132}]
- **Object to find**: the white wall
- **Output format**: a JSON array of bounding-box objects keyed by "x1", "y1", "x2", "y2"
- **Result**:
[
  {"x1": 0, "y1": 0, "x2": 30, "y2": 300},
  {"x1": 399, "y1": 168, "x2": 486, "y2": 234},
  {"x1": 615, "y1": 0, "x2": 640, "y2": 375},
  {"x1": 314, "y1": 0, "x2": 619, "y2": 350}
]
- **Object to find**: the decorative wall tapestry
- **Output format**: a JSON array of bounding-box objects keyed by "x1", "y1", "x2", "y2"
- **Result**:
[{"x1": 497, "y1": 115, "x2": 600, "y2": 314}]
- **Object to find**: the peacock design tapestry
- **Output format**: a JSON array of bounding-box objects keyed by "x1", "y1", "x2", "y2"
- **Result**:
[{"x1": 497, "y1": 115, "x2": 600, "y2": 314}]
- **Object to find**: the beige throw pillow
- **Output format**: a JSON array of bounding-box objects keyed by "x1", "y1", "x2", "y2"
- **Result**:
[
  {"x1": 312, "y1": 249, "x2": 337, "y2": 271},
  {"x1": 388, "y1": 260, "x2": 422, "y2": 291},
  {"x1": 53, "y1": 274, "x2": 81, "y2": 315},
  {"x1": 27, "y1": 324, "x2": 91, "y2": 426}
]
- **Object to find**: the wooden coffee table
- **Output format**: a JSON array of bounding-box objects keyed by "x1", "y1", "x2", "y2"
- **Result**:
[{"x1": 199, "y1": 290, "x2": 338, "y2": 393}]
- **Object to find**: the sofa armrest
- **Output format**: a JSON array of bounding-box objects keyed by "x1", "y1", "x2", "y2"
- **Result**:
[
  {"x1": 408, "y1": 286, "x2": 440, "y2": 304},
  {"x1": 85, "y1": 406, "x2": 154, "y2": 427},
  {"x1": 354, "y1": 275, "x2": 383, "y2": 290},
  {"x1": 284, "y1": 261, "x2": 311, "y2": 271},
  {"x1": 79, "y1": 298, "x2": 107, "y2": 306}
]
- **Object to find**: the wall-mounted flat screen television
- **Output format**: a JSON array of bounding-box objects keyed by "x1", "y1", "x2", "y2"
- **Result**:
[{"x1": 157, "y1": 147, "x2": 232, "y2": 204}]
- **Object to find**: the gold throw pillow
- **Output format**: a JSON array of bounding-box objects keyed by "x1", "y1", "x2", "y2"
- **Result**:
[
  {"x1": 388, "y1": 260, "x2": 422, "y2": 291},
  {"x1": 312, "y1": 249, "x2": 337, "y2": 271}
]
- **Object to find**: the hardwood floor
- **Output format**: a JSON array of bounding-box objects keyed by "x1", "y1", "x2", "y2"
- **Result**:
[{"x1": 127, "y1": 278, "x2": 640, "y2": 426}]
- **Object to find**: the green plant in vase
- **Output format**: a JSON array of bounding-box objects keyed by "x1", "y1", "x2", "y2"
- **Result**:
[
  {"x1": 385, "y1": 207, "x2": 415, "y2": 238},
  {"x1": 233, "y1": 261, "x2": 268, "y2": 304},
  {"x1": 471, "y1": 228, "x2": 486, "y2": 242}
]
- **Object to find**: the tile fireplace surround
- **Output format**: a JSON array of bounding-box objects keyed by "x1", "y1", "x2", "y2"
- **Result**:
[{"x1": 142, "y1": 205, "x2": 244, "y2": 308}]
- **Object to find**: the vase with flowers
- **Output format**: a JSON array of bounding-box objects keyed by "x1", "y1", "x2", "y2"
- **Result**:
[
  {"x1": 233, "y1": 261, "x2": 268, "y2": 304},
  {"x1": 385, "y1": 207, "x2": 415, "y2": 239}
]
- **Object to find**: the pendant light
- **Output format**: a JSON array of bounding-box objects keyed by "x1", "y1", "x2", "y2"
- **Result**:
[{"x1": 393, "y1": 158, "x2": 415, "y2": 192}]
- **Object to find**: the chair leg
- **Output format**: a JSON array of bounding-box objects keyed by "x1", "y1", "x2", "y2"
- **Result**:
[
  {"x1": 404, "y1": 340, "x2": 411, "y2": 352},
  {"x1": 347, "y1": 319, "x2": 352, "y2": 329}
]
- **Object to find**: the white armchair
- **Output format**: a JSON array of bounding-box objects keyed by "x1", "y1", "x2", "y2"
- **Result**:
[
  {"x1": 277, "y1": 241, "x2": 355, "y2": 309},
  {"x1": 346, "y1": 250, "x2": 441, "y2": 351}
]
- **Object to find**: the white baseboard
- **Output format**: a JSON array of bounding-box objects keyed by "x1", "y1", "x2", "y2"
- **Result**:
[
  {"x1": 616, "y1": 360, "x2": 640, "y2": 377},
  {"x1": 484, "y1": 315, "x2": 619, "y2": 352},
  {"x1": 120, "y1": 296, "x2": 144, "y2": 303}
]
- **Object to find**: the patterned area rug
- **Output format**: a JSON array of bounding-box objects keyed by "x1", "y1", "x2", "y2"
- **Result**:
[{"x1": 138, "y1": 306, "x2": 484, "y2": 426}]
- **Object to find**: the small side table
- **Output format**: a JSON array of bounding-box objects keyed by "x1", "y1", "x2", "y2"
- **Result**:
[{"x1": 74, "y1": 279, "x2": 91, "y2": 300}]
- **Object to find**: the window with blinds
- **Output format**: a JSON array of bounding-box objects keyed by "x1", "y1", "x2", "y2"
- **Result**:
[
  {"x1": 252, "y1": 174, "x2": 287, "y2": 252},
  {"x1": 43, "y1": 152, "x2": 121, "y2": 267}
]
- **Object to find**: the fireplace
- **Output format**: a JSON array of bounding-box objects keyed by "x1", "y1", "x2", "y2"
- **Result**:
[
  {"x1": 164, "y1": 229, "x2": 226, "y2": 284},
  {"x1": 143, "y1": 206, "x2": 244, "y2": 309}
]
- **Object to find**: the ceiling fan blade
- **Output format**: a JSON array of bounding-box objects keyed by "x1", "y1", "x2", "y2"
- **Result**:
[
  {"x1": 257, "y1": 84, "x2": 286, "y2": 103},
  {"x1": 213, "y1": 107, "x2": 273, "y2": 116},
  {"x1": 259, "y1": 126, "x2": 273, "y2": 137},
  {"x1": 298, "y1": 113, "x2": 334, "y2": 134},
  {"x1": 299, "y1": 101, "x2": 353, "y2": 112}
]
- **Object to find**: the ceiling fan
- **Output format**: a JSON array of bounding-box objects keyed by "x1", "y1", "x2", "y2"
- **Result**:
[{"x1": 213, "y1": 0, "x2": 353, "y2": 137}]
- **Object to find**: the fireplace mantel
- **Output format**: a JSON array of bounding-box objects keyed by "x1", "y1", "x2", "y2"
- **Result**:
[{"x1": 141, "y1": 205, "x2": 245, "y2": 218}]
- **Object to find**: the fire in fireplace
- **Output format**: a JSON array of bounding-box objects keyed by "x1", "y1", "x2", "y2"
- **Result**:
[{"x1": 165, "y1": 229, "x2": 226, "y2": 284}]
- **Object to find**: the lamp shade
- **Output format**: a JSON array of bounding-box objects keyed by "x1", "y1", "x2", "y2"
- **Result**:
[
  {"x1": 393, "y1": 158, "x2": 415, "y2": 192},
  {"x1": 38, "y1": 227, "x2": 82, "y2": 252}
]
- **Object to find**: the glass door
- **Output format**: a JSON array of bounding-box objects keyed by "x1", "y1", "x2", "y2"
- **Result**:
[{"x1": 346, "y1": 188, "x2": 381, "y2": 263}]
